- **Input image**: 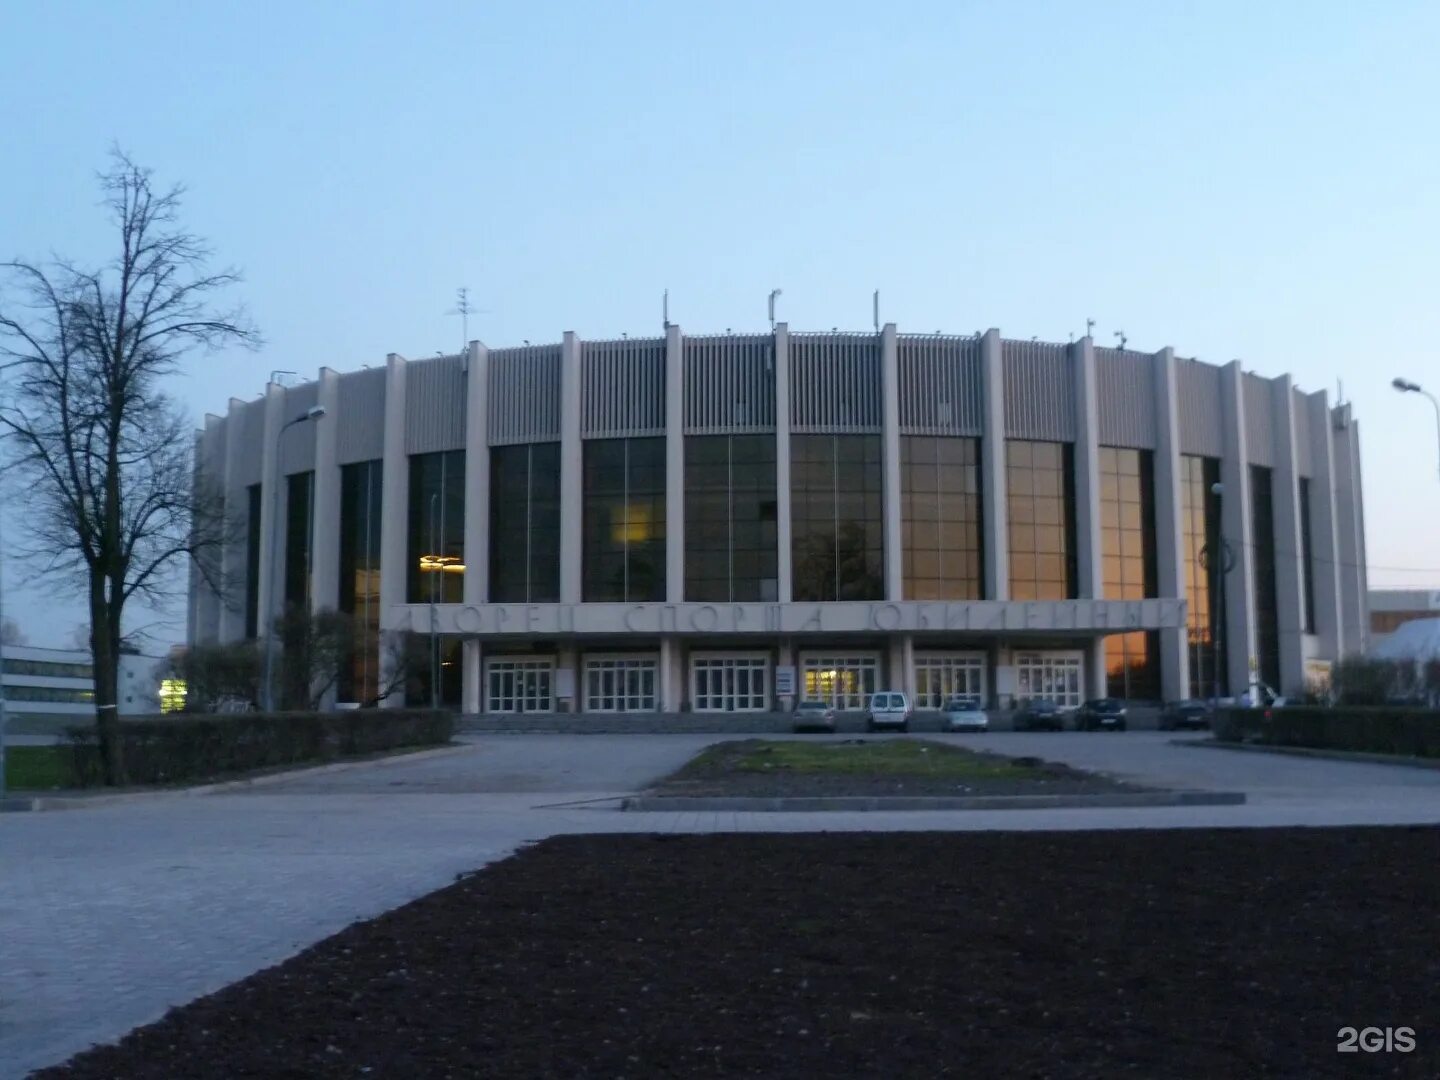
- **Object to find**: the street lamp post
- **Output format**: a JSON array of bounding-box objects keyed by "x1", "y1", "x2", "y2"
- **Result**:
[
  {"x1": 429, "y1": 492, "x2": 439, "y2": 711},
  {"x1": 0, "y1": 499, "x2": 9, "y2": 802},
  {"x1": 262, "y1": 404, "x2": 326, "y2": 712},
  {"x1": 1391, "y1": 377, "x2": 1440, "y2": 483}
]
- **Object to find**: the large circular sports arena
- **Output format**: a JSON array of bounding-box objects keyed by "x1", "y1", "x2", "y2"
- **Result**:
[{"x1": 188, "y1": 323, "x2": 1368, "y2": 715}]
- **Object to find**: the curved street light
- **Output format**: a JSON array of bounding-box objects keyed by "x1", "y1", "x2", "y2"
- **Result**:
[{"x1": 1392, "y1": 377, "x2": 1440, "y2": 483}]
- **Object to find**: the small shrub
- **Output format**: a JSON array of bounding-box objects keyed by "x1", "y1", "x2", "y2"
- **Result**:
[{"x1": 65, "y1": 709, "x2": 454, "y2": 787}]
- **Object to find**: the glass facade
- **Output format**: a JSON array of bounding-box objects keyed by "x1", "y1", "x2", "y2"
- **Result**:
[
  {"x1": 491, "y1": 443, "x2": 562, "y2": 603},
  {"x1": 583, "y1": 438, "x2": 666, "y2": 602},
  {"x1": 1006, "y1": 440, "x2": 1076, "y2": 601},
  {"x1": 245, "y1": 483, "x2": 261, "y2": 639},
  {"x1": 407, "y1": 450, "x2": 466, "y2": 605},
  {"x1": 1250, "y1": 465, "x2": 1281, "y2": 691},
  {"x1": 791, "y1": 434, "x2": 884, "y2": 602},
  {"x1": 1181, "y1": 455, "x2": 1225, "y2": 698},
  {"x1": 1, "y1": 658, "x2": 94, "y2": 678},
  {"x1": 283, "y1": 471, "x2": 314, "y2": 613},
  {"x1": 684, "y1": 434, "x2": 778, "y2": 602},
  {"x1": 1299, "y1": 477, "x2": 1316, "y2": 635},
  {"x1": 1099, "y1": 447, "x2": 1159, "y2": 700},
  {"x1": 405, "y1": 635, "x2": 463, "y2": 708},
  {"x1": 338, "y1": 460, "x2": 383, "y2": 705},
  {"x1": 901, "y1": 436, "x2": 982, "y2": 600},
  {"x1": 5, "y1": 685, "x2": 95, "y2": 704}
]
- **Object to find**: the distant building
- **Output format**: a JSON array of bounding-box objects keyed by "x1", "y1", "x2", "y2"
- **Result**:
[
  {"x1": 1369, "y1": 590, "x2": 1440, "y2": 650},
  {"x1": 187, "y1": 326, "x2": 1369, "y2": 713},
  {"x1": 0, "y1": 645, "x2": 164, "y2": 735}
]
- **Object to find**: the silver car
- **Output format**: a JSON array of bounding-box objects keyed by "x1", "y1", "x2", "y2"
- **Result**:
[
  {"x1": 943, "y1": 695, "x2": 989, "y2": 731},
  {"x1": 792, "y1": 699, "x2": 837, "y2": 733}
]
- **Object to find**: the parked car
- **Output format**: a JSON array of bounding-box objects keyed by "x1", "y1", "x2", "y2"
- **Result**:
[
  {"x1": 1013, "y1": 697, "x2": 1066, "y2": 732},
  {"x1": 867, "y1": 691, "x2": 912, "y2": 732},
  {"x1": 792, "y1": 699, "x2": 837, "y2": 733},
  {"x1": 1074, "y1": 698, "x2": 1128, "y2": 732},
  {"x1": 942, "y1": 696, "x2": 989, "y2": 732},
  {"x1": 1159, "y1": 699, "x2": 1213, "y2": 731}
]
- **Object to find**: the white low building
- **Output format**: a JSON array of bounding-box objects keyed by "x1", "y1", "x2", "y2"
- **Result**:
[{"x1": 0, "y1": 645, "x2": 164, "y2": 735}]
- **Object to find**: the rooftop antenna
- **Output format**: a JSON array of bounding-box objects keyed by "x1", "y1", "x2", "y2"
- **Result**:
[
  {"x1": 1068, "y1": 331, "x2": 1075, "y2": 343},
  {"x1": 1085, "y1": 317, "x2": 1096, "y2": 339},
  {"x1": 1114, "y1": 329, "x2": 1127, "y2": 350},
  {"x1": 269, "y1": 369, "x2": 296, "y2": 386},
  {"x1": 872, "y1": 290, "x2": 880, "y2": 332},
  {"x1": 663, "y1": 289, "x2": 670, "y2": 330},
  {"x1": 768, "y1": 288, "x2": 782, "y2": 330}
]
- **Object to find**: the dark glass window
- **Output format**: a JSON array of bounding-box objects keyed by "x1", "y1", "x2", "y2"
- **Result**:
[
  {"x1": 1251, "y1": 465, "x2": 1280, "y2": 690},
  {"x1": 902, "y1": 436, "x2": 983, "y2": 600},
  {"x1": 684, "y1": 434, "x2": 778, "y2": 602},
  {"x1": 1006, "y1": 440, "x2": 1076, "y2": 601},
  {"x1": 407, "y1": 451, "x2": 466, "y2": 604},
  {"x1": 1299, "y1": 477, "x2": 1316, "y2": 635},
  {"x1": 1099, "y1": 447, "x2": 1159, "y2": 700},
  {"x1": 283, "y1": 471, "x2": 314, "y2": 613},
  {"x1": 491, "y1": 443, "x2": 562, "y2": 603},
  {"x1": 583, "y1": 437, "x2": 666, "y2": 602},
  {"x1": 339, "y1": 460, "x2": 383, "y2": 704},
  {"x1": 1182, "y1": 455, "x2": 1227, "y2": 698},
  {"x1": 245, "y1": 484, "x2": 261, "y2": 639},
  {"x1": 405, "y1": 635, "x2": 463, "y2": 709},
  {"x1": 791, "y1": 434, "x2": 884, "y2": 602}
]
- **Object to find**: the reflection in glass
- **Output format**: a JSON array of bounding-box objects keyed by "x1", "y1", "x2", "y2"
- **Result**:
[
  {"x1": 901, "y1": 436, "x2": 982, "y2": 600},
  {"x1": 1006, "y1": 440, "x2": 1076, "y2": 600},
  {"x1": 1181, "y1": 455, "x2": 1226, "y2": 697},
  {"x1": 407, "y1": 451, "x2": 466, "y2": 604},
  {"x1": 791, "y1": 434, "x2": 883, "y2": 602},
  {"x1": 283, "y1": 471, "x2": 314, "y2": 612},
  {"x1": 1099, "y1": 447, "x2": 1159, "y2": 700},
  {"x1": 491, "y1": 443, "x2": 561, "y2": 603},
  {"x1": 1251, "y1": 464, "x2": 1280, "y2": 690},
  {"x1": 339, "y1": 460, "x2": 383, "y2": 704},
  {"x1": 245, "y1": 484, "x2": 261, "y2": 639},
  {"x1": 684, "y1": 434, "x2": 777, "y2": 602},
  {"x1": 583, "y1": 438, "x2": 666, "y2": 602}
]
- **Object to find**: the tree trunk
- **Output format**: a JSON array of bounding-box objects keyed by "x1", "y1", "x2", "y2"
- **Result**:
[{"x1": 89, "y1": 572, "x2": 126, "y2": 786}]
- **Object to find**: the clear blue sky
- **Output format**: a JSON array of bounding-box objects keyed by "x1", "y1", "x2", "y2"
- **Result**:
[{"x1": 3, "y1": 0, "x2": 1439, "y2": 649}]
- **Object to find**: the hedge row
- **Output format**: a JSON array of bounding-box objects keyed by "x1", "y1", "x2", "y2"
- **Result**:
[
  {"x1": 1213, "y1": 706, "x2": 1440, "y2": 758},
  {"x1": 65, "y1": 709, "x2": 454, "y2": 787}
]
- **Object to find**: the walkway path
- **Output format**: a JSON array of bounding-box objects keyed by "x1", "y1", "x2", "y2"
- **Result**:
[{"x1": 6, "y1": 732, "x2": 1440, "y2": 1077}]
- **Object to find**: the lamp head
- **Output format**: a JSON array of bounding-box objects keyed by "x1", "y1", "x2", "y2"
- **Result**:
[
  {"x1": 305, "y1": 405, "x2": 326, "y2": 421},
  {"x1": 1393, "y1": 377, "x2": 1421, "y2": 393}
]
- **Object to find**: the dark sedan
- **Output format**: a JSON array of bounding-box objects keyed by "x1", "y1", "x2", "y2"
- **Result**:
[
  {"x1": 1159, "y1": 699, "x2": 1213, "y2": 731},
  {"x1": 1074, "y1": 698, "x2": 1128, "y2": 732},
  {"x1": 1013, "y1": 698, "x2": 1066, "y2": 732}
]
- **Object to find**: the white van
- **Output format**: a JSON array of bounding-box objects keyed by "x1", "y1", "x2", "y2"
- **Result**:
[{"x1": 867, "y1": 691, "x2": 912, "y2": 732}]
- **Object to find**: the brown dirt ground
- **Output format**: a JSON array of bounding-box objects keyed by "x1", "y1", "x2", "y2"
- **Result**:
[{"x1": 36, "y1": 828, "x2": 1440, "y2": 1079}]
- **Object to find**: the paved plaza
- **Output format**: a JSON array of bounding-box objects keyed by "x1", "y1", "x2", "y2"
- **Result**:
[{"x1": 5, "y1": 732, "x2": 1440, "y2": 1077}]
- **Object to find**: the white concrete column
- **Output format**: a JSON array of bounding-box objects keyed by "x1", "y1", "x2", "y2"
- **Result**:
[
  {"x1": 1306, "y1": 390, "x2": 1345, "y2": 660},
  {"x1": 461, "y1": 341, "x2": 489, "y2": 718},
  {"x1": 888, "y1": 633, "x2": 914, "y2": 700},
  {"x1": 1332, "y1": 404, "x2": 1368, "y2": 656},
  {"x1": 776, "y1": 639, "x2": 795, "y2": 711},
  {"x1": 980, "y1": 329, "x2": 1009, "y2": 600},
  {"x1": 880, "y1": 322, "x2": 903, "y2": 601},
  {"x1": 1152, "y1": 348, "x2": 1189, "y2": 701},
  {"x1": 255, "y1": 383, "x2": 286, "y2": 645},
  {"x1": 190, "y1": 423, "x2": 218, "y2": 644},
  {"x1": 1086, "y1": 639, "x2": 1108, "y2": 702},
  {"x1": 665, "y1": 323, "x2": 684, "y2": 603},
  {"x1": 1270, "y1": 376, "x2": 1307, "y2": 696},
  {"x1": 462, "y1": 639, "x2": 482, "y2": 714},
  {"x1": 660, "y1": 637, "x2": 683, "y2": 712},
  {"x1": 462, "y1": 340, "x2": 490, "y2": 607},
  {"x1": 560, "y1": 331, "x2": 584, "y2": 604},
  {"x1": 774, "y1": 323, "x2": 793, "y2": 603},
  {"x1": 377, "y1": 354, "x2": 410, "y2": 707},
  {"x1": 1071, "y1": 337, "x2": 1103, "y2": 599},
  {"x1": 219, "y1": 397, "x2": 249, "y2": 643},
  {"x1": 1219, "y1": 361, "x2": 1257, "y2": 697},
  {"x1": 557, "y1": 645, "x2": 580, "y2": 713},
  {"x1": 310, "y1": 368, "x2": 341, "y2": 614}
]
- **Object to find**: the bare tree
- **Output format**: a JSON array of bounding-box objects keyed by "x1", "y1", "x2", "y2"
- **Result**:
[
  {"x1": 0, "y1": 617, "x2": 25, "y2": 646},
  {"x1": 0, "y1": 150, "x2": 257, "y2": 783}
]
